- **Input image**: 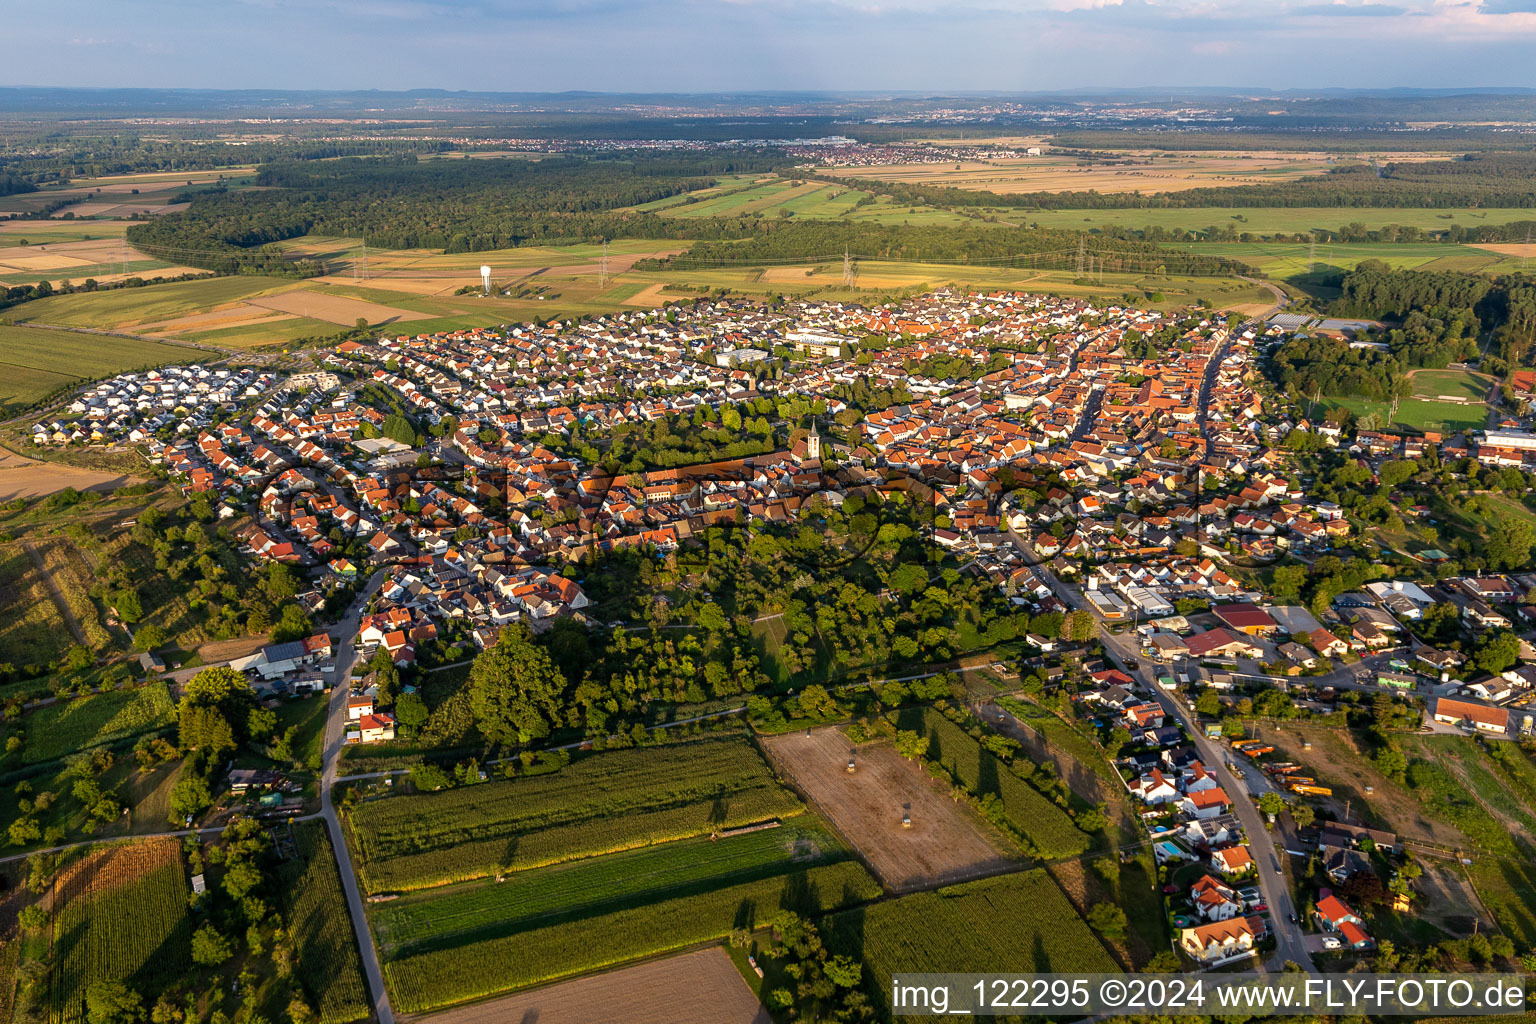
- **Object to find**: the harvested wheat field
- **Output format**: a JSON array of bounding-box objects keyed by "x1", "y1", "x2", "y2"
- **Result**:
[
  {"x1": 761, "y1": 727, "x2": 1017, "y2": 892},
  {"x1": 1473, "y1": 243, "x2": 1536, "y2": 259},
  {"x1": 623, "y1": 282, "x2": 670, "y2": 307},
  {"x1": 0, "y1": 447, "x2": 141, "y2": 501},
  {"x1": 245, "y1": 288, "x2": 431, "y2": 326},
  {"x1": 418, "y1": 948, "x2": 769, "y2": 1024},
  {"x1": 827, "y1": 151, "x2": 1332, "y2": 195}
]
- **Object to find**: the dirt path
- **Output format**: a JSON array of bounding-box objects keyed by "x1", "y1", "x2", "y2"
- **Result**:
[{"x1": 23, "y1": 540, "x2": 86, "y2": 648}]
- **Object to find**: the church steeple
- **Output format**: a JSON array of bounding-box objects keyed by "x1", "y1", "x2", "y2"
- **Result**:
[{"x1": 805, "y1": 418, "x2": 821, "y2": 461}]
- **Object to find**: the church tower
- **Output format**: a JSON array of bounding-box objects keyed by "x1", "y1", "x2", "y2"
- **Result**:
[{"x1": 805, "y1": 419, "x2": 821, "y2": 462}]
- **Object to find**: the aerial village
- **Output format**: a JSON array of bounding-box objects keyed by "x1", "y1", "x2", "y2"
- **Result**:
[
  {"x1": 30, "y1": 286, "x2": 1536, "y2": 963},
  {"x1": 33, "y1": 290, "x2": 1536, "y2": 744}
]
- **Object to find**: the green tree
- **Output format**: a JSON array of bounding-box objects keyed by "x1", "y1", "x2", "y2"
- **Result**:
[
  {"x1": 1474, "y1": 631, "x2": 1521, "y2": 676},
  {"x1": 1258, "y1": 792, "x2": 1286, "y2": 819},
  {"x1": 190, "y1": 924, "x2": 233, "y2": 966},
  {"x1": 85, "y1": 980, "x2": 144, "y2": 1024},
  {"x1": 894, "y1": 729, "x2": 927, "y2": 761},
  {"x1": 1086, "y1": 902, "x2": 1127, "y2": 940},
  {"x1": 468, "y1": 625, "x2": 565, "y2": 744}
]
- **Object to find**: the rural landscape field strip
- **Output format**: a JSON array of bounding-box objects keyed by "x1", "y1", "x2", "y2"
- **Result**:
[
  {"x1": 383, "y1": 859, "x2": 881, "y2": 1013},
  {"x1": 822, "y1": 869, "x2": 1116, "y2": 1011},
  {"x1": 50, "y1": 841, "x2": 191, "y2": 1024},
  {"x1": 281, "y1": 825, "x2": 372, "y2": 1024},
  {"x1": 372, "y1": 822, "x2": 850, "y2": 955},
  {"x1": 902, "y1": 706, "x2": 1090, "y2": 859},
  {"x1": 18, "y1": 683, "x2": 174, "y2": 765},
  {"x1": 349, "y1": 737, "x2": 804, "y2": 891}
]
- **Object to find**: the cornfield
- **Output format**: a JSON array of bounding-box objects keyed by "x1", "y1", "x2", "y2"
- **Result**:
[
  {"x1": 279, "y1": 825, "x2": 371, "y2": 1024},
  {"x1": 351, "y1": 736, "x2": 803, "y2": 891},
  {"x1": 50, "y1": 840, "x2": 190, "y2": 1024},
  {"x1": 822, "y1": 869, "x2": 1117, "y2": 1011},
  {"x1": 384, "y1": 859, "x2": 880, "y2": 1013}
]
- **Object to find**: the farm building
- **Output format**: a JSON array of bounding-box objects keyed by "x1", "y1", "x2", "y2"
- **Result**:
[{"x1": 1431, "y1": 697, "x2": 1510, "y2": 735}]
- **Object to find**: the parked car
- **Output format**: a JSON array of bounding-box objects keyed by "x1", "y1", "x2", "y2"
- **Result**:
[{"x1": 1321, "y1": 936, "x2": 1341, "y2": 950}]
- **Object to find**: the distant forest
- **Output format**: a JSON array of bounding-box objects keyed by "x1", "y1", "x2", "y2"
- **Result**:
[
  {"x1": 125, "y1": 154, "x2": 788, "y2": 271},
  {"x1": 126, "y1": 154, "x2": 1254, "y2": 277}
]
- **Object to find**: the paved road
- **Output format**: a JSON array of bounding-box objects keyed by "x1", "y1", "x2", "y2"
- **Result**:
[
  {"x1": 319, "y1": 571, "x2": 395, "y2": 1024},
  {"x1": 1003, "y1": 527, "x2": 1316, "y2": 971}
]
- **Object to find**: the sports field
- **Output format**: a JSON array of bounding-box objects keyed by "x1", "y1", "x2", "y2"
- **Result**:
[
  {"x1": 1408, "y1": 368, "x2": 1490, "y2": 402},
  {"x1": 1315, "y1": 396, "x2": 1487, "y2": 434}
]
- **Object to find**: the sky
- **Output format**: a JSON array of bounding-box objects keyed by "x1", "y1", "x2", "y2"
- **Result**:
[{"x1": 6, "y1": 0, "x2": 1536, "y2": 93}]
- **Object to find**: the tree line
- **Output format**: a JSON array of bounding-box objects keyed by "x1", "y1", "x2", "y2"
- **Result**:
[
  {"x1": 124, "y1": 153, "x2": 796, "y2": 271},
  {"x1": 642, "y1": 221, "x2": 1258, "y2": 277}
]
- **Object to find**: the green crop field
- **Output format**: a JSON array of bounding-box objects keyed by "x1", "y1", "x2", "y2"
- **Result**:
[
  {"x1": 279, "y1": 825, "x2": 372, "y2": 1024},
  {"x1": 14, "y1": 276, "x2": 294, "y2": 330},
  {"x1": 348, "y1": 736, "x2": 805, "y2": 892},
  {"x1": 50, "y1": 841, "x2": 192, "y2": 1024},
  {"x1": 1174, "y1": 241, "x2": 1495, "y2": 279},
  {"x1": 895, "y1": 706, "x2": 1090, "y2": 859},
  {"x1": 383, "y1": 858, "x2": 879, "y2": 1012},
  {"x1": 1409, "y1": 369, "x2": 1491, "y2": 402},
  {"x1": 15, "y1": 683, "x2": 175, "y2": 765},
  {"x1": 0, "y1": 222, "x2": 129, "y2": 247},
  {"x1": 372, "y1": 820, "x2": 853, "y2": 956},
  {"x1": 0, "y1": 325, "x2": 197, "y2": 414},
  {"x1": 1023, "y1": 207, "x2": 1536, "y2": 237},
  {"x1": 823, "y1": 869, "x2": 1115, "y2": 1013}
]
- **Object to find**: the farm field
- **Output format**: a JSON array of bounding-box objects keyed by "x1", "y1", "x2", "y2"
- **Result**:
[
  {"x1": 370, "y1": 821, "x2": 855, "y2": 956},
  {"x1": 645, "y1": 178, "x2": 984, "y2": 228},
  {"x1": 1022, "y1": 206, "x2": 1536, "y2": 236},
  {"x1": 382, "y1": 858, "x2": 878, "y2": 1012},
  {"x1": 347, "y1": 735, "x2": 804, "y2": 892},
  {"x1": 416, "y1": 948, "x2": 768, "y2": 1024},
  {"x1": 895, "y1": 705, "x2": 1092, "y2": 860},
  {"x1": 12, "y1": 683, "x2": 175, "y2": 766},
  {"x1": 825, "y1": 150, "x2": 1334, "y2": 195},
  {"x1": 0, "y1": 542, "x2": 75, "y2": 667},
  {"x1": 48, "y1": 839, "x2": 192, "y2": 1024},
  {"x1": 0, "y1": 168, "x2": 254, "y2": 219},
  {"x1": 0, "y1": 232, "x2": 196, "y2": 290},
  {"x1": 759, "y1": 726, "x2": 1018, "y2": 891},
  {"x1": 13, "y1": 276, "x2": 295, "y2": 331},
  {"x1": 0, "y1": 325, "x2": 197, "y2": 415},
  {"x1": 821, "y1": 869, "x2": 1116, "y2": 1016},
  {"x1": 1174, "y1": 241, "x2": 1511, "y2": 282},
  {"x1": 278, "y1": 825, "x2": 371, "y2": 1024},
  {"x1": 0, "y1": 220, "x2": 129, "y2": 246}
]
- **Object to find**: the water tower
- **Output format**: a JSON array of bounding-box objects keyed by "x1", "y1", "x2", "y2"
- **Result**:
[{"x1": 480, "y1": 265, "x2": 492, "y2": 296}]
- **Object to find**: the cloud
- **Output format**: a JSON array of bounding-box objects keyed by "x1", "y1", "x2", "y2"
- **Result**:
[
  {"x1": 1478, "y1": 0, "x2": 1536, "y2": 11},
  {"x1": 1292, "y1": 2, "x2": 1408, "y2": 14}
]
